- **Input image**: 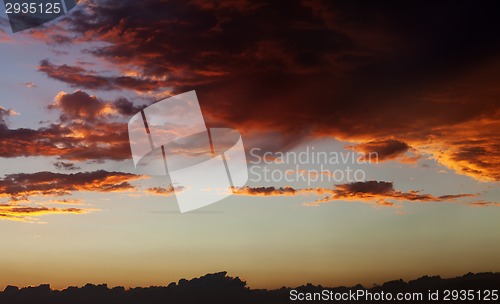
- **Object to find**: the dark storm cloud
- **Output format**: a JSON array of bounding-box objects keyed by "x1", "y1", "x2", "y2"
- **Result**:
[{"x1": 29, "y1": 0, "x2": 500, "y2": 181}]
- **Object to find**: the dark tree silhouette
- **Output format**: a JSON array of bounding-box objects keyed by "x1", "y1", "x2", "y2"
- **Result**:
[{"x1": 1, "y1": 272, "x2": 499, "y2": 303}]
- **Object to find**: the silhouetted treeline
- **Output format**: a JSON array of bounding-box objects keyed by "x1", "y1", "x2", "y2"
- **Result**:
[{"x1": 1, "y1": 271, "x2": 499, "y2": 303}]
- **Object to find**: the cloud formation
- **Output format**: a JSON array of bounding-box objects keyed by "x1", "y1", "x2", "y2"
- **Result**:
[
  {"x1": 146, "y1": 186, "x2": 176, "y2": 196},
  {"x1": 0, "y1": 90, "x2": 148, "y2": 161},
  {"x1": 0, "y1": 106, "x2": 18, "y2": 126},
  {"x1": 0, "y1": 205, "x2": 91, "y2": 223},
  {"x1": 0, "y1": 170, "x2": 145, "y2": 223},
  {"x1": 470, "y1": 201, "x2": 500, "y2": 208},
  {"x1": 235, "y1": 181, "x2": 477, "y2": 208},
  {"x1": 48, "y1": 90, "x2": 146, "y2": 121},
  {"x1": 39, "y1": 59, "x2": 165, "y2": 92},
  {"x1": 50, "y1": 90, "x2": 115, "y2": 121},
  {"x1": 348, "y1": 140, "x2": 419, "y2": 163},
  {"x1": 36, "y1": 0, "x2": 499, "y2": 181},
  {"x1": 0, "y1": 170, "x2": 144, "y2": 202},
  {"x1": 53, "y1": 161, "x2": 81, "y2": 171}
]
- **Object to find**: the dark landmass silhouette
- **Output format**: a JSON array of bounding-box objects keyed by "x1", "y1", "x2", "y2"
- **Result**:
[{"x1": 1, "y1": 272, "x2": 499, "y2": 303}]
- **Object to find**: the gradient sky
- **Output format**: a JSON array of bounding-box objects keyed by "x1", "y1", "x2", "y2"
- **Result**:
[{"x1": 0, "y1": 0, "x2": 499, "y2": 290}]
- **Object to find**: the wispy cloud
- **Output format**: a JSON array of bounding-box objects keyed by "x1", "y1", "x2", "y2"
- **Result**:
[
  {"x1": 0, "y1": 170, "x2": 144, "y2": 202},
  {"x1": 0, "y1": 170, "x2": 146, "y2": 223},
  {"x1": 235, "y1": 181, "x2": 477, "y2": 208},
  {"x1": 39, "y1": 60, "x2": 166, "y2": 92},
  {"x1": 0, "y1": 204, "x2": 94, "y2": 223}
]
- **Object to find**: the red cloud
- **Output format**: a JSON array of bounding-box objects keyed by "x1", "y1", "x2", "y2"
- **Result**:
[
  {"x1": 25, "y1": 0, "x2": 500, "y2": 181},
  {"x1": 0, "y1": 90, "x2": 148, "y2": 162}
]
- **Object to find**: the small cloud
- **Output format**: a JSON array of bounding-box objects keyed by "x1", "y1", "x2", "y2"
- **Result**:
[
  {"x1": 0, "y1": 204, "x2": 96, "y2": 223},
  {"x1": 146, "y1": 186, "x2": 182, "y2": 196},
  {"x1": 349, "y1": 139, "x2": 420, "y2": 163},
  {"x1": 38, "y1": 59, "x2": 165, "y2": 92},
  {"x1": 469, "y1": 200, "x2": 500, "y2": 207},
  {"x1": 0, "y1": 106, "x2": 19, "y2": 127},
  {"x1": 21, "y1": 82, "x2": 37, "y2": 89},
  {"x1": 235, "y1": 186, "x2": 297, "y2": 196},
  {"x1": 53, "y1": 161, "x2": 81, "y2": 171},
  {"x1": 42, "y1": 199, "x2": 85, "y2": 205}
]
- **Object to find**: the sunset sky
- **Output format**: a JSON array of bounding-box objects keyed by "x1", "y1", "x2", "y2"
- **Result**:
[{"x1": 0, "y1": 0, "x2": 499, "y2": 290}]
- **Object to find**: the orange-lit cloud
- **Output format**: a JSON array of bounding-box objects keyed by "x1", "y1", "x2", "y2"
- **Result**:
[
  {"x1": 49, "y1": 90, "x2": 147, "y2": 120},
  {"x1": 39, "y1": 60, "x2": 165, "y2": 92},
  {"x1": 41, "y1": 199, "x2": 85, "y2": 205},
  {"x1": 0, "y1": 170, "x2": 146, "y2": 223},
  {"x1": 235, "y1": 186, "x2": 298, "y2": 196},
  {"x1": 0, "y1": 170, "x2": 145, "y2": 202},
  {"x1": 0, "y1": 204, "x2": 94, "y2": 223},
  {"x1": 146, "y1": 186, "x2": 177, "y2": 196},
  {"x1": 347, "y1": 140, "x2": 420, "y2": 163},
  {"x1": 0, "y1": 91, "x2": 140, "y2": 161},
  {"x1": 50, "y1": 90, "x2": 116, "y2": 121}
]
